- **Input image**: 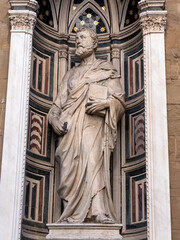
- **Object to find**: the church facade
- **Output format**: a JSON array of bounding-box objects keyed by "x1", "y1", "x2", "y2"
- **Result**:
[{"x1": 0, "y1": 0, "x2": 179, "y2": 239}]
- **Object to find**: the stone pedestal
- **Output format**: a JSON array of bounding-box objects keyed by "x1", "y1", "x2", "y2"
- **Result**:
[{"x1": 46, "y1": 223, "x2": 123, "y2": 240}]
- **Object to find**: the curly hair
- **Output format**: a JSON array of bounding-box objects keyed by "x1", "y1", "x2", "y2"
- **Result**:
[{"x1": 77, "y1": 27, "x2": 98, "y2": 50}]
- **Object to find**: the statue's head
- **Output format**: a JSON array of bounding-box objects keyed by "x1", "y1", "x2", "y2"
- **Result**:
[{"x1": 75, "y1": 27, "x2": 98, "y2": 59}]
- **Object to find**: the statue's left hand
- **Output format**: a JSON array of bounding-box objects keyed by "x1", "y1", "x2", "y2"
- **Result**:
[
  {"x1": 51, "y1": 118, "x2": 68, "y2": 136},
  {"x1": 85, "y1": 98, "x2": 109, "y2": 115}
]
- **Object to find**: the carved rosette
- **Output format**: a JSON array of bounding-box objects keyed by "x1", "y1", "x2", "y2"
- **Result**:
[
  {"x1": 140, "y1": 13, "x2": 167, "y2": 35},
  {"x1": 9, "y1": 11, "x2": 37, "y2": 34}
]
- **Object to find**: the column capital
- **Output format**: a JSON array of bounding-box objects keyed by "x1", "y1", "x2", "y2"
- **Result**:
[
  {"x1": 111, "y1": 49, "x2": 120, "y2": 59},
  {"x1": 111, "y1": 45, "x2": 120, "y2": 59},
  {"x1": 59, "y1": 45, "x2": 68, "y2": 59},
  {"x1": 139, "y1": 11, "x2": 167, "y2": 35},
  {"x1": 9, "y1": 10, "x2": 37, "y2": 34},
  {"x1": 8, "y1": 0, "x2": 38, "y2": 34}
]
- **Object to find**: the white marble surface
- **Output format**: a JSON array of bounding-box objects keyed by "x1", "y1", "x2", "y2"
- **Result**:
[
  {"x1": 139, "y1": 6, "x2": 172, "y2": 240},
  {"x1": 0, "y1": 8, "x2": 37, "y2": 240},
  {"x1": 46, "y1": 223, "x2": 123, "y2": 240}
]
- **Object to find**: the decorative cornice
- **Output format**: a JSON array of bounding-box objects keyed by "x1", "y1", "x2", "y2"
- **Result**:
[
  {"x1": 9, "y1": 10, "x2": 37, "y2": 34},
  {"x1": 9, "y1": 0, "x2": 38, "y2": 11},
  {"x1": 140, "y1": 11, "x2": 167, "y2": 35},
  {"x1": 138, "y1": 0, "x2": 165, "y2": 12}
]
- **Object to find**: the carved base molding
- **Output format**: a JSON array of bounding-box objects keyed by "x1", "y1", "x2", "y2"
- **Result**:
[{"x1": 46, "y1": 223, "x2": 123, "y2": 240}]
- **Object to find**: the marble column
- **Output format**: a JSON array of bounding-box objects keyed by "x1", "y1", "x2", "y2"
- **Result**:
[
  {"x1": 138, "y1": 1, "x2": 171, "y2": 239},
  {"x1": 111, "y1": 45, "x2": 120, "y2": 74},
  {"x1": 0, "y1": 1, "x2": 38, "y2": 239},
  {"x1": 111, "y1": 45, "x2": 122, "y2": 222}
]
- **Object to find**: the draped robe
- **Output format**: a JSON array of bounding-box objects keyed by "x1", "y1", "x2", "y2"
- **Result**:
[{"x1": 48, "y1": 59, "x2": 125, "y2": 223}]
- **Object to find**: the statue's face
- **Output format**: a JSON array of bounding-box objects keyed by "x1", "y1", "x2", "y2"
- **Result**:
[{"x1": 75, "y1": 30, "x2": 95, "y2": 59}]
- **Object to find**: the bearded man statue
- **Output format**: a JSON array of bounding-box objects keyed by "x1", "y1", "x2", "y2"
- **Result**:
[{"x1": 48, "y1": 27, "x2": 125, "y2": 224}]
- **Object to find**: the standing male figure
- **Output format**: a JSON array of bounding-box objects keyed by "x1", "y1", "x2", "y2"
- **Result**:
[{"x1": 48, "y1": 28, "x2": 125, "y2": 224}]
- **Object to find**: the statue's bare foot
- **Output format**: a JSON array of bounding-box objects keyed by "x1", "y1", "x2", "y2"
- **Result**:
[{"x1": 95, "y1": 214, "x2": 115, "y2": 224}]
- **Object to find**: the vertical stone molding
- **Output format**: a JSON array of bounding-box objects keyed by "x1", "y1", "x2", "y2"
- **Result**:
[
  {"x1": 58, "y1": 45, "x2": 68, "y2": 87},
  {"x1": 110, "y1": 43, "x2": 121, "y2": 221},
  {"x1": 111, "y1": 45, "x2": 120, "y2": 73},
  {"x1": 0, "y1": 1, "x2": 38, "y2": 240},
  {"x1": 139, "y1": 1, "x2": 171, "y2": 240}
]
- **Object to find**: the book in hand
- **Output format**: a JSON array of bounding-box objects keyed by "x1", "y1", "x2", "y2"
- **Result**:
[{"x1": 87, "y1": 83, "x2": 108, "y2": 117}]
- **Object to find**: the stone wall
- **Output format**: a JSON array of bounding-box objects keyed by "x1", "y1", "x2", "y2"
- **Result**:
[
  {"x1": 166, "y1": 0, "x2": 180, "y2": 239},
  {"x1": 0, "y1": 0, "x2": 10, "y2": 171}
]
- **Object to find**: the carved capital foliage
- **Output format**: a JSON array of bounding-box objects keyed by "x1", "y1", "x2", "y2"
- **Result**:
[
  {"x1": 9, "y1": 10, "x2": 37, "y2": 34},
  {"x1": 59, "y1": 50, "x2": 68, "y2": 59},
  {"x1": 59, "y1": 45, "x2": 68, "y2": 59},
  {"x1": 140, "y1": 12, "x2": 167, "y2": 35},
  {"x1": 111, "y1": 48, "x2": 120, "y2": 59}
]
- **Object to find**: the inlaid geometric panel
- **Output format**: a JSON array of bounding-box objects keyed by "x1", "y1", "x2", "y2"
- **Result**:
[
  {"x1": 131, "y1": 176, "x2": 147, "y2": 223},
  {"x1": 125, "y1": 104, "x2": 145, "y2": 163},
  {"x1": 27, "y1": 109, "x2": 48, "y2": 156},
  {"x1": 31, "y1": 46, "x2": 54, "y2": 101},
  {"x1": 24, "y1": 172, "x2": 45, "y2": 223},
  {"x1": 130, "y1": 111, "x2": 145, "y2": 157},
  {"x1": 26, "y1": 105, "x2": 52, "y2": 163},
  {"x1": 124, "y1": 47, "x2": 144, "y2": 101},
  {"x1": 126, "y1": 167, "x2": 147, "y2": 229},
  {"x1": 22, "y1": 165, "x2": 52, "y2": 230},
  {"x1": 31, "y1": 53, "x2": 50, "y2": 95}
]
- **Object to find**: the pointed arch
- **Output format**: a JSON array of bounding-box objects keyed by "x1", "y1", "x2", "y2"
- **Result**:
[
  {"x1": 120, "y1": 0, "x2": 140, "y2": 29},
  {"x1": 37, "y1": 0, "x2": 57, "y2": 28},
  {"x1": 69, "y1": 0, "x2": 108, "y2": 23},
  {"x1": 124, "y1": 0, "x2": 139, "y2": 27},
  {"x1": 73, "y1": 0, "x2": 105, "y2": 8},
  {"x1": 68, "y1": 2, "x2": 110, "y2": 34}
]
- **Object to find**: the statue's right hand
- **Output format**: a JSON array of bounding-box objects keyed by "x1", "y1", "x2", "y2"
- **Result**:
[{"x1": 51, "y1": 119, "x2": 68, "y2": 136}]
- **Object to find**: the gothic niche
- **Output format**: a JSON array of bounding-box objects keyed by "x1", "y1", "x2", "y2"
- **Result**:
[{"x1": 22, "y1": 0, "x2": 146, "y2": 239}]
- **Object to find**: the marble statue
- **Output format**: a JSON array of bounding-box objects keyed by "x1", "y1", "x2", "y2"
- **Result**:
[{"x1": 48, "y1": 28, "x2": 125, "y2": 224}]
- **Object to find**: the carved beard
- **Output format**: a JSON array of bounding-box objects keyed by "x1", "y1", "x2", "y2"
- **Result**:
[{"x1": 75, "y1": 46, "x2": 94, "y2": 59}]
